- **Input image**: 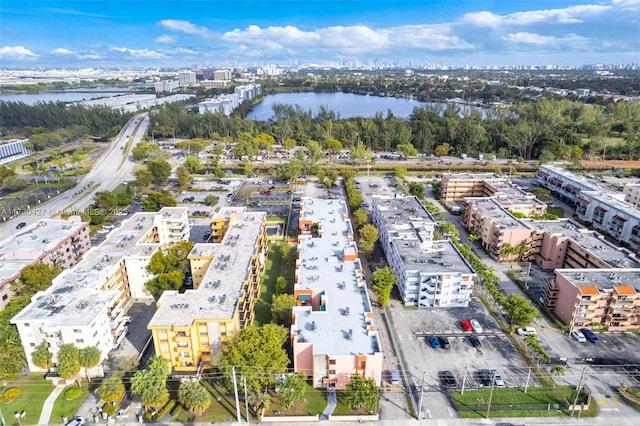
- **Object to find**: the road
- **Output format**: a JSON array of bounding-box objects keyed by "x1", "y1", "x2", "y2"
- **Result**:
[{"x1": 0, "y1": 113, "x2": 149, "y2": 234}]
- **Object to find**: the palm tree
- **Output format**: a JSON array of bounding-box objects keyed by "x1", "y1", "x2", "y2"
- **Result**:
[
  {"x1": 550, "y1": 365, "x2": 566, "y2": 387},
  {"x1": 79, "y1": 346, "x2": 101, "y2": 383},
  {"x1": 178, "y1": 381, "x2": 211, "y2": 416},
  {"x1": 31, "y1": 343, "x2": 52, "y2": 370}
]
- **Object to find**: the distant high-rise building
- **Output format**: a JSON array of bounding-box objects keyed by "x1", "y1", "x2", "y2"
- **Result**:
[
  {"x1": 178, "y1": 70, "x2": 197, "y2": 87},
  {"x1": 154, "y1": 80, "x2": 179, "y2": 94}
]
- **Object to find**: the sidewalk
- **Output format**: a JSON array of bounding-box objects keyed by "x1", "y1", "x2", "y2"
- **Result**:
[{"x1": 38, "y1": 384, "x2": 66, "y2": 425}]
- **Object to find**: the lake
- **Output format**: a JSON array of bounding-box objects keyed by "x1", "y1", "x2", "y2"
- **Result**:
[{"x1": 246, "y1": 92, "x2": 430, "y2": 121}]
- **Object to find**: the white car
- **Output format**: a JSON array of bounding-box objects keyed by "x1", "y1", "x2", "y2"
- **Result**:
[
  {"x1": 97, "y1": 229, "x2": 110, "y2": 234},
  {"x1": 65, "y1": 417, "x2": 86, "y2": 426},
  {"x1": 571, "y1": 330, "x2": 587, "y2": 343},
  {"x1": 470, "y1": 319, "x2": 483, "y2": 333},
  {"x1": 517, "y1": 327, "x2": 537, "y2": 336}
]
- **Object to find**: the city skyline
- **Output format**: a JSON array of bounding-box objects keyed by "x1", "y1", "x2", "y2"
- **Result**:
[{"x1": 0, "y1": 0, "x2": 639, "y2": 68}]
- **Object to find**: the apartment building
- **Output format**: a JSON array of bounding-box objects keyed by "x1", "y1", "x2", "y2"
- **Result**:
[
  {"x1": 535, "y1": 164, "x2": 610, "y2": 205},
  {"x1": 0, "y1": 218, "x2": 90, "y2": 310},
  {"x1": 291, "y1": 198, "x2": 383, "y2": 389},
  {"x1": 462, "y1": 198, "x2": 534, "y2": 261},
  {"x1": 544, "y1": 269, "x2": 640, "y2": 332},
  {"x1": 623, "y1": 183, "x2": 640, "y2": 208},
  {"x1": 575, "y1": 191, "x2": 640, "y2": 250},
  {"x1": 373, "y1": 195, "x2": 475, "y2": 307},
  {"x1": 178, "y1": 70, "x2": 196, "y2": 86},
  {"x1": 154, "y1": 80, "x2": 179, "y2": 94},
  {"x1": 234, "y1": 83, "x2": 262, "y2": 101},
  {"x1": 149, "y1": 207, "x2": 267, "y2": 373},
  {"x1": 525, "y1": 220, "x2": 640, "y2": 271},
  {"x1": 440, "y1": 173, "x2": 499, "y2": 203},
  {"x1": 11, "y1": 207, "x2": 189, "y2": 371}
]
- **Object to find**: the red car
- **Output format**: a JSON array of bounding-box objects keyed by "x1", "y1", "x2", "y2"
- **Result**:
[{"x1": 460, "y1": 319, "x2": 473, "y2": 332}]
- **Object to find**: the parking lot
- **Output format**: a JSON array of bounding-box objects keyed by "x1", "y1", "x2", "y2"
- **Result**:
[{"x1": 230, "y1": 178, "x2": 292, "y2": 217}]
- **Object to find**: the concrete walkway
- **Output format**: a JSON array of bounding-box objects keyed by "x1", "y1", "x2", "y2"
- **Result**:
[
  {"x1": 38, "y1": 384, "x2": 66, "y2": 425},
  {"x1": 321, "y1": 388, "x2": 337, "y2": 419}
]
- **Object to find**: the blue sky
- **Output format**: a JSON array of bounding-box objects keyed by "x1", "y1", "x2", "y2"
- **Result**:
[{"x1": 1, "y1": 0, "x2": 638, "y2": 68}]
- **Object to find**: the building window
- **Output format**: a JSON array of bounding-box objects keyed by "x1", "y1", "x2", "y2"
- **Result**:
[
  {"x1": 329, "y1": 360, "x2": 336, "y2": 365},
  {"x1": 220, "y1": 332, "x2": 227, "y2": 336},
  {"x1": 178, "y1": 342, "x2": 189, "y2": 347},
  {"x1": 201, "y1": 341, "x2": 208, "y2": 346},
  {"x1": 76, "y1": 339, "x2": 84, "y2": 343},
  {"x1": 200, "y1": 331, "x2": 207, "y2": 336},
  {"x1": 202, "y1": 351, "x2": 211, "y2": 356},
  {"x1": 176, "y1": 331, "x2": 187, "y2": 337},
  {"x1": 29, "y1": 342, "x2": 36, "y2": 347},
  {"x1": 160, "y1": 338, "x2": 168, "y2": 343},
  {"x1": 161, "y1": 348, "x2": 169, "y2": 353},
  {"x1": 74, "y1": 329, "x2": 82, "y2": 333},
  {"x1": 329, "y1": 370, "x2": 336, "y2": 375},
  {"x1": 180, "y1": 351, "x2": 189, "y2": 357}
]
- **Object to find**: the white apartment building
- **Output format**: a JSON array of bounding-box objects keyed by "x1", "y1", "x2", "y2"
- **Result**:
[
  {"x1": 535, "y1": 164, "x2": 612, "y2": 204},
  {"x1": 235, "y1": 83, "x2": 262, "y2": 101},
  {"x1": 11, "y1": 207, "x2": 189, "y2": 371},
  {"x1": 0, "y1": 139, "x2": 30, "y2": 164},
  {"x1": 623, "y1": 184, "x2": 640, "y2": 208},
  {"x1": 372, "y1": 195, "x2": 475, "y2": 307},
  {"x1": 154, "y1": 80, "x2": 179, "y2": 93},
  {"x1": 178, "y1": 71, "x2": 196, "y2": 86},
  {"x1": 198, "y1": 94, "x2": 239, "y2": 116},
  {"x1": 213, "y1": 69, "x2": 232, "y2": 80},
  {"x1": 0, "y1": 218, "x2": 90, "y2": 309}
]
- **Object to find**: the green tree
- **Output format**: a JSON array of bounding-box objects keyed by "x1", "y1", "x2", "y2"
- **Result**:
[
  {"x1": 407, "y1": 182, "x2": 424, "y2": 199},
  {"x1": 280, "y1": 372, "x2": 307, "y2": 409},
  {"x1": 434, "y1": 143, "x2": 452, "y2": 156},
  {"x1": 396, "y1": 143, "x2": 418, "y2": 159},
  {"x1": 130, "y1": 357, "x2": 170, "y2": 412},
  {"x1": 57, "y1": 343, "x2": 81, "y2": 381},
  {"x1": 218, "y1": 324, "x2": 289, "y2": 412},
  {"x1": 176, "y1": 165, "x2": 191, "y2": 189},
  {"x1": 147, "y1": 159, "x2": 172, "y2": 184},
  {"x1": 183, "y1": 156, "x2": 202, "y2": 174},
  {"x1": 371, "y1": 267, "x2": 397, "y2": 307},
  {"x1": 133, "y1": 167, "x2": 154, "y2": 188},
  {"x1": 438, "y1": 221, "x2": 460, "y2": 239},
  {"x1": 359, "y1": 224, "x2": 379, "y2": 259},
  {"x1": 17, "y1": 263, "x2": 62, "y2": 295},
  {"x1": 271, "y1": 294, "x2": 295, "y2": 326},
  {"x1": 279, "y1": 243, "x2": 295, "y2": 264},
  {"x1": 275, "y1": 276, "x2": 288, "y2": 295},
  {"x1": 141, "y1": 190, "x2": 177, "y2": 211},
  {"x1": 93, "y1": 191, "x2": 119, "y2": 211},
  {"x1": 2, "y1": 175, "x2": 29, "y2": 191},
  {"x1": 344, "y1": 373, "x2": 379, "y2": 411},
  {"x1": 530, "y1": 186, "x2": 552, "y2": 202},
  {"x1": 503, "y1": 294, "x2": 541, "y2": 327},
  {"x1": 178, "y1": 380, "x2": 211, "y2": 416},
  {"x1": 31, "y1": 343, "x2": 52, "y2": 369},
  {"x1": 204, "y1": 195, "x2": 218, "y2": 206},
  {"x1": 79, "y1": 346, "x2": 101, "y2": 383},
  {"x1": 96, "y1": 376, "x2": 125, "y2": 404},
  {"x1": 352, "y1": 209, "x2": 369, "y2": 228}
]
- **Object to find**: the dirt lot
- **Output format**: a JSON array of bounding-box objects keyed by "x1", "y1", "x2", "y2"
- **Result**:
[{"x1": 581, "y1": 160, "x2": 640, "y2": 169}]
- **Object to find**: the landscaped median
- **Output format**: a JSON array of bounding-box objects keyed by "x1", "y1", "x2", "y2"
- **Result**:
[{"x1": 452, "y1": 386, "x2": 596, "y2": 418}]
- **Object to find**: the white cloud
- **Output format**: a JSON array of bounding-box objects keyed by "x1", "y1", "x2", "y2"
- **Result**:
[
  {"x1": 503, "y1": 32, "x2": 587, "y2": 45},
  {"x1": 50, "y1": 48, "x2": 74, "y2": 55},
  {"x1": 389, "y1": 24, "x2": 474, "y2": 50},
  {"x1": 154, "y1": 35, "x2": 176, "y2": 44},
  {"x1": 460, "y1": 4, "x2": 611, "y2": 27},
  {"x1": 612, "y1": 0, "x2": 640, "y2": 10},
  {"x1": 0, "y1": 45, "x2": 38, "y2": 59},
  {"x1": 109, "y1": 46, "x2": 166, "y2": 58},
  {"x1": 158, "y1": 19, "x2": 215, "y2": 38}
]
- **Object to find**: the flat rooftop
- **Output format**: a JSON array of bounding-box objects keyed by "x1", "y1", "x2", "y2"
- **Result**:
[
  {"x1": 393, "y1": 239, "x2": 474, "y2": 275},
  {"x1": 0, "y1": 218, "x2": 87, "y2": 284},
  {"x1": 149, "y1": 207, "x2": 267, "y2": 327},
  {"x1": 525, "y1": 220, "x2": 640, "y2": 268},
  {"x1": 556, "y1": 268, "x2": 640, "y2": 293},
  {"x1": 582, "y1": 191, "x2": 640, "y2": 220},
  {"x1": 467, "y1": 198, "x2": 530, "y2": 230},
  {"x1": 539, "y1": 165, "x2": 605, "y2": 192},
  {"x1": 373, "y1": 195, "x2": 435, "y2": 237},
  {"x1": 443, "y1": 173, "x2": 497, "y2": 181},
  {"x1": 293, "y1": 198, "x2": 381, "y2": 356},
  {"x1": 486, "y1": 180, "x2": 546, "y2": 207},
  {"x1": 12, "y1": 207, "x2": 188, "y2": 327}
]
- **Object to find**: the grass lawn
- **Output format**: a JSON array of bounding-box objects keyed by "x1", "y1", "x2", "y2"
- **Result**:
[
  {"x1": 453, "y1": 386, "x2": 596, "y2": 418},
  {"x1": 50, "y1": 385, "x2": 91, "y2": 422},
  {"x1": 265, "y1": 385, "x2": 326, "y2": 416},
  {"x1": 1, "y1": 374, "x2": 54, "y2": 425},
  {"x1": 171, "y1": 380, "x2": 253, "y2": 423},
  {"x1": 332, "y1": 391, "x2": 377, "y2": 416},
  {"x1": 254, "y1": 243, "x2": 296, "y2": 325}
]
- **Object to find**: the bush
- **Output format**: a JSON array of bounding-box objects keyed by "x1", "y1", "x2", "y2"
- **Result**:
[
  {"x1": 0, "y1": 387, "x2": 20, "y2": 403},
  {"x1": 64, "y1": 387, "x2": 82, "y2": 400},
  {"x1": 102, "y1": 402, "x2": 117, "y2": 416},
  {"x1": 155, "y1": 400, "x2": 176, "y2": 420}
]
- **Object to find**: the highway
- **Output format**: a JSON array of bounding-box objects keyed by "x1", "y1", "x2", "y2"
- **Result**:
[{"x1": 1, "y1": 113, "x2": 149, "y2": 234}]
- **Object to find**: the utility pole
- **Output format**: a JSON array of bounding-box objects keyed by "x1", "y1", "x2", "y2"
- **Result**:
[
  {"x1": 486, "y1": 370, "x2": 497, "y2": 419},
  {"x1": 524, "y1": 366, "x2": 531, "y2": 393},
  {"x1": 243, "y1": 375, "x2": 250, "y2": 423},
  {"x1": 417, "y1": 371, "x2": 426, "y2": 419},
  {"x1": 232, "y1": 366, "x2": 241, "y2": 423},
  {"x1": 570, "y1": 367, "x2": 587, "y2": 417},
  {"x1": 461, "y1": 367, "x2": 467, "y2": 395}
]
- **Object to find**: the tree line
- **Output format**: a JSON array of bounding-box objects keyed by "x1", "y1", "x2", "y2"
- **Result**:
[{"x1": 148, "y1": 98, "x2": 640, "y2": 162}]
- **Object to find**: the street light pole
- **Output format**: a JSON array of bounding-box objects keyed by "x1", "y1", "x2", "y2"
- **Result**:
[
  {"x1": 417, "y1": 371, "x2": 426, "y2": 419},
  {"x1": 486, "y1": 370, "x2": 497, "y2": 419}
]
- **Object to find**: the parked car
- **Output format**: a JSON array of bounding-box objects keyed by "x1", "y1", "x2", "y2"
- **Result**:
[
  {"x1": 16, "y1": 222, "x2": 27, "y2": 229},
  {"x1": 470, "y1": 319, "x2": 483, "y2": 333},
  {"x1": 65, "y1": 417, "x2": 86, "y2": 426},
  {"x1": 437, "y1": 336, "x2": 451, "y2": 349},
  {"x1": 468, "y1": 335, "x2": 481, "y2": 348},
  {"x1": 571, "y1": 330, "x2": 587, "y2": 343},
  {"x1": 477, "y1": 370, "x2": 493, "y2": 386},
  {"x1": 490, "y1": 369, "x2": 505, "y2": 387},
  {"x1": 427, "y1": 335, "x2": 441, "y2": 349},
  {"x1": 460, "y1": 319, "x2": 473, "y2": 332},
  {"x1": 439, "y1": 371, "x2": 458, "y2": 388},
  {"x1": 580, "y1": 328, "x2": 599, "y2": 343},
  {"x1": 517, "y1": 327, "x2": 537, "y2": 336}
]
